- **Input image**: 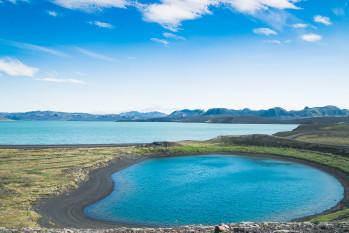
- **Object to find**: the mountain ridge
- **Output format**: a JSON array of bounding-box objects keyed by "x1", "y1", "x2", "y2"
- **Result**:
[
  {"x1": 0, "y1": 111, "x2": 166, "y2": 121},
  {"x1": 0, "y1": 106, "x2": 348, "y2": 123}
]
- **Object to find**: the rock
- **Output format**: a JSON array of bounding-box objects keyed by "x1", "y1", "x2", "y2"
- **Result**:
[
  {"x1": 63, "y1": 229, "x2": 74, "y2": 233},
  {"x1": 214, "y1": 224, "x2": 229, "y2": 233},
  {"x1": 318, "y1": 223, "x2": 331, "y2": 230}
]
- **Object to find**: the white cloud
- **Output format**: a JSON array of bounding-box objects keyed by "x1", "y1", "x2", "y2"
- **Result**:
[
  {"x1": 223, "y1": 0, "x2": 299, "y2": 14},
  {"x1": 253, "y1": 9, "x2": 292, "y2": 31},
  {"x1": 0, "y1": 57, "x2": 38, "y2": 77},
  {"x1": 264, "y1": 39, "x2": 282, "y2": 44},
  {"x1": 53, "y1": 0, "x2": 128, "y2": 11},
  {"x1": 139, "y1": 0, "x2": 212, "y2": 31},
  {"x1": 292, "y1": 23, "x2": 308, "y2": 29},
  {"x1": 253, "y1": 27, "x2": 277, "y2": 36},
  {"x1": 314, "y1": 15, "x2": 332, "y2": 26},
  {"x1": 139, "y1": 0, "x2": 299, "y2": 31},
  {"x1": 151, "y1": 38, "x2": 169, "y2": 46},
  {"x1": 300, "y1": 33, "x2": 322, "y2": 42},
  {"x1": 88, "y1": 21, "x2": 114, "y2": 29},
  {"x1": 49, "y1": 0, "x2": 299, "y2": 31},
  {"x1": 47, "y1": 10, "x2": 58, "y2": 17},
  {"x1": 76, "y1": 47, "x2": 117, "y2": 62},
  {"x1": 36, "y1": 77, "x2": 85, "y2": 84},
  {"x1": 0, "y1": 39, "x2": 67, "y2": 57},
  {"x1": 163, "y1": 32, "x2": 185, "y2": 40}
]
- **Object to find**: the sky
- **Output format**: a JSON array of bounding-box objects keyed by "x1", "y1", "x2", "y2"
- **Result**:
[{"x1": 0, "y1": 0, "x2": 348, "y2": 113}]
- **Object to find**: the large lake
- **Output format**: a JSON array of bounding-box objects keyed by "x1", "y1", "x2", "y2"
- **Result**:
[
  {"x1": 85, "y1": 154, "x2": 343, "y2": 226},
  {"x1": 0, "y1": 121, "x2": 296, "y2": 145}
]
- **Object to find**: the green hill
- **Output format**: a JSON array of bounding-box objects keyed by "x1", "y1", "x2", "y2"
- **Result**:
[{"x1": 275, "y1": 123, "x2": 349, "y2": 146}]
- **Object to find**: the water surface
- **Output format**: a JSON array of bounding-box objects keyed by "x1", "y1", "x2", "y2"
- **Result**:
[
  {"x1": 85, "y1": 155, "x2": 343, "y2": 225},
  {"x1": 0, "y1": 121, "x2": 296, "y2": 145}
]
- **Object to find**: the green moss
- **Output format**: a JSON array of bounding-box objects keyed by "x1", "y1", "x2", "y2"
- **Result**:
[{"x1": 311, "y1": 208, "x2": 349, "y2": 222}]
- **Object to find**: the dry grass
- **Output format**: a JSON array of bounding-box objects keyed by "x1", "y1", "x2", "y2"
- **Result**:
[{"x1": 0, "y1": 147, "x2": 138, "y2": 228}]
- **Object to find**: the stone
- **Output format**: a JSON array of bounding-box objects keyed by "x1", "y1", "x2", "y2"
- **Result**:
[{"x1": 214, "y1": 224, "x2": 229, "y2": 233}]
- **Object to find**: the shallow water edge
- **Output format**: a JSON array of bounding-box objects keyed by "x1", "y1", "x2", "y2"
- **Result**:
[
  {"x1": 35, "y1": 151, "x2": 349, "y2": 229},
  {"x1": 84, "y1": 154, "x2": 343, "y2": 225}
]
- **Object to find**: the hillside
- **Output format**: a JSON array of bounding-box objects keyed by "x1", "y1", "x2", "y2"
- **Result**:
[{"x1": 275, "y1": 123, "x2": 349, "y2": 146}]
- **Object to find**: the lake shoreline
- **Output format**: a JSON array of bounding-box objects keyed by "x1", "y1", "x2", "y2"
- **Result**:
[{"x1": 35, "y1": 149, "x2": 349, "y2": 229}]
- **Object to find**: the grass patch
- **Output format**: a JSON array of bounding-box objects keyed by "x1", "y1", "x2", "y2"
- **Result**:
[
  {"x1": 276, "y1": 122, "x2": 349, "y2": 146},
  {"x1": 0, "y1": 147, "x2": 139, "y2": 228},
  {"x1": 312, "y1": 208, "x2": 349, "y2": 222},
  {"x1": 295, "y1": 135, "x2": 349, "y2": 146}
]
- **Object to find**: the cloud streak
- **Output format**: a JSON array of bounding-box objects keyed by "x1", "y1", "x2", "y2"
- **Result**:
[
  {"x1": 0, "y1": 57, "x2": 38, "y2": 77},
  {"x1": 76, "y1": 47, "x2": 117, "y2": 62},
  {"x1": 52, "y1": 0, "x2": 128, "y2": 11},
  {"x1": 0, "y1": 39, "x2": 67, "y2": 57},
  {"x1": 0, "y1": 0, "x2": 29, "y2": 4},
  {"x1": 163, "y1": 32, "x2": 185, "y2": 40},
  {"x1": 292, "y1": 23, "x2": 308, "y2": 29},
  {"x1": 88, "y1": 21, "x2": 114, "y2": 29},
  {"x1": 300, "y1": 33, "x2": 322, "y2": 42},
  {"x1": 47, "y1": 10, "x2": 58, "y2": 17},
  {"x1": 253, "y1": 27, "x2": 277, "y2": 36},
  {"x1": 151, "y1": 38, "x2": 169, "y2": 46},
  {"x1": 36, "y1": 77, "x2": 85, "y2": 84}
]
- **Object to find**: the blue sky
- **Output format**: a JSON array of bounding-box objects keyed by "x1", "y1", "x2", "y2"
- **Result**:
[{"x1": 0, "y1": 0, "x2": 348, "y2": 113}]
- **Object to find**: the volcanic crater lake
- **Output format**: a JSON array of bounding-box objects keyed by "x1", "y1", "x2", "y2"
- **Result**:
[
  {"x1": 85, "y1": 155, "x2": 344, "y2": 226},
  {"x1": 0, "y1": 121, "x2": 297, "y2": 145}
]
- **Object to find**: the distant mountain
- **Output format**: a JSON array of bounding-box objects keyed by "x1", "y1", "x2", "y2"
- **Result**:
[
  {"x1": 0, "y1": 106, "x2": 348, "y2": 123},
  {"x1": 150, "y1": 106, "x2": 349, "y2": 123},
  {"x1": 0, "y1": 116, "x2": 10, "y2": 121},
  {"x1": 116, "y1": 111, "x2": 167, "y2": 121},
  {"x1": 167, "y1": 109, "x2": 205, "y2": 119},
  {"x1": 0, "y1": 111, "x2": 166, "y2": 121}
]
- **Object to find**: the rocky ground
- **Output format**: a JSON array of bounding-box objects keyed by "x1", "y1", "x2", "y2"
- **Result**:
[{"x1": 1, "y1": 222, "x2": 349, "y2": 233}]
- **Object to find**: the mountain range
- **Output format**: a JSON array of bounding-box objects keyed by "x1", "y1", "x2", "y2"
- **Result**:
[
  {"x1": 0, "y1": 111, "x2": 166, "y2": 121},
  {"x1": 1, "y1": 106, "x2": 348, "y2": 123}
]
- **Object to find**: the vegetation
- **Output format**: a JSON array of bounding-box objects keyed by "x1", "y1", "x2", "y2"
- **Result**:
[
  {"x1": 0, "y1": 138, "x2": 349, "y2": 228},
  {"x1": 275, "y1": 123, "x2": 349, "y2": 146},
  {"x1": 142, "y1": 141, "x2": 349, "y2": 174},
  {"x1": 312, "y1": 208, "x2": 349, "y2": 222},
  {"x1": 0, "y1": 147, "x2": 139, "y2": 228}
]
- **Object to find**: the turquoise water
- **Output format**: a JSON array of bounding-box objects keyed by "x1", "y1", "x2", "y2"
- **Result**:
[
  {"x1": 85, "y1": 155, "x2": 343, "y2": 226},
  {"x1": 0, "y1": 121, "x2": 296, "y2": 145}
]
